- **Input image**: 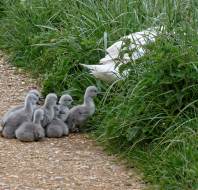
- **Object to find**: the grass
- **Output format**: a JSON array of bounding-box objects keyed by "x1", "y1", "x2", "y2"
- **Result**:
[
  {"x1": 0, "y1": 0, "x2": 198, "y2": 189},
  {"x1": 93, "y1": 36, "x2": 198, "y2": 189}
]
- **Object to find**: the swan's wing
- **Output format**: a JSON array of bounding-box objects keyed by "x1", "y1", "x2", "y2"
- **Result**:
[{"x1": 103, "y1": 27, "x2": 159, "y2": 64}]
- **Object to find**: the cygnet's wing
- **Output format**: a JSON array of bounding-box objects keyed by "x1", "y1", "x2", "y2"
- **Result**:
[
  {"x1": 15, "y1": 122, "x2": 35, "y2": 142},
  {"x1": 3, "y1": 108, "x2": 32, "y2": 138},
  {"x1": 72, "y1": 105, "x2": 90, "y2": 125},
  {"x1": 5, "y1": 108, "x2": 31, "y2": 127},
  {"x1": 46, "y1": 119, "x2": 64, "y2": 138},
  {"x1": 66, "y1": 106, "x2": 78, "y2": 130},
  {"x1": 68, "y1": 106, "x2": 90, "y2": 133},
  {"x1": 1, "y1": 105, "x2": 24, "y2": 126}
]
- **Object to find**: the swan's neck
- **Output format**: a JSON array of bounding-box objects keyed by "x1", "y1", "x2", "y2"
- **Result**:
[
  {"x1": 84, "y1": 96, "x2": 93, "y2": 106},
  {"x1": 84, "y1": 95, "x2": 95, "y2": 115},
  {"x1": 24, "y1": 99, "x2": 33, "y2": 113},
  {"x1": 33, "y1": 117, "x2": 41, "y2": 125},
  {"x1": 44, "y1": 103, "x2": 55, "y2": 121},
  {"x1": 44, "y1": 102, "x2": 53, "y2": 110}
]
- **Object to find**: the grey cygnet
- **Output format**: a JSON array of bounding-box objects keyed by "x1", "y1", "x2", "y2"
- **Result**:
[
  {"x1": 40, "y1": 93, "x2": 57, "y2": 128},
  {"x1": 15, "y1": 109, "x2": 45, "y2": 142},
  {"x1": 66, "y1": 86, "x2": 98, "y2": 132},
  {"x1": 2, "y1": 93, "x2": 38, "y2": 139},
  {"x1": 1, "y1": 89, "x2": 40, "y2": 127},
  {"x1": 57, "y1": 94, "x2": 73, "y2": 121},
  {"x1": 46, "y1": 105, "x2": 69, "y2": 138}
]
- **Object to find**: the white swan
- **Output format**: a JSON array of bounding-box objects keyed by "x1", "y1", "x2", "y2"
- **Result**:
[{"x1": 81, "y1": 27, "x2": 161, "y2": 82}]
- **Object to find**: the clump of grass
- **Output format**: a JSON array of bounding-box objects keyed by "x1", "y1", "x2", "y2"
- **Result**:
[
  {"x1": 94, "y1": 31, "x2": 198, "y2": 189},
  {"x1": 95, "y1": 42, "x2": 198, "y2": 142},
  {"x1": 0, "y1": 0, "x2": 198, "y2": 189}
]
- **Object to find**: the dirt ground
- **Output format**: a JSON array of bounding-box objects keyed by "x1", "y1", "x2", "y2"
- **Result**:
[{"x1": 0, "y1": 54, "x2": 145, "y2": 190}]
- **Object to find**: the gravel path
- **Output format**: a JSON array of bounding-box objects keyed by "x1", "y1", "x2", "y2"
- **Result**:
[{"x1": 0, "y1": 54, "x2": 145, "y2": 190}]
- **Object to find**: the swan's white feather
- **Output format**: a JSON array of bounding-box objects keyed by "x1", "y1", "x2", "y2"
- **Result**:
[{"x1": 81, "y1": 27, "x2": 162, "y2": 82}]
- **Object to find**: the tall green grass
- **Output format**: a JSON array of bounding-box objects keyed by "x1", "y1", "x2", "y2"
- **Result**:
[
  {"x1": 0, "y1": 0, "x2": 198, "y2": 189},
  {"x1": 94, "y1": 35, "x2": 198, "y2": 189}
]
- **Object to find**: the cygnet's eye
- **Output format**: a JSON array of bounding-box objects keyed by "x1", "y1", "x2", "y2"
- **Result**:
[{"x1": 92, "y1": 89, "x2": 97, "y2": 94}]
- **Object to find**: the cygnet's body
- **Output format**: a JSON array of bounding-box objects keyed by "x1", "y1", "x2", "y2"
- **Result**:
[
  {"x1": 2, "y1": 94, "x2": 38, "y2": 139},
  {"x1": 46, "y1": 106, "x2": 69, "y2": 138},
  {"x1": 66, "y1": 86, "x2": 98, "y2": 132},
  {"x1": 57, "y1": 94, "x2": 73, "y2": 121},
  {"x1": 15, "y1": 109, "x2": 45, "y2": 142},
  {"x1": 1, "y1": 89, "x2": 40, "y2": 127},
  {"x1": 40, "y1": 93, "x2": 57, "y2": 128}
]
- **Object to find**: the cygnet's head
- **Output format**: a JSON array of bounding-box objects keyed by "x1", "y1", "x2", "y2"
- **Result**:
[
  {"x1": 26, "y1": 93, "x2": 39, "y2": 105},
  {"x1": 85, "y1": 86, "x2": 98, "y2": 98},
  {"x1": 29, "y1": 89, "x2": 45, "y2": 105},
  {"x1": 34, "y1": 109, "x2": 44, "y2": 122},
  {"x1": 29, "y1": 89, "x2": 40, "y2": 99},
  {"x1": 45, "y1": 93, "x2": 58, "y2": 107},
  {"x1": 59, "y1": 94, "x2": 73, "y2": 106}
]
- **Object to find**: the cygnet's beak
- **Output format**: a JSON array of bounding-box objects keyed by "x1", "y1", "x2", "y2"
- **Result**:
[
  {"x1": 96, "y1": 91, "x2": 102, "y2": 95},
  {"x1": 38, "y1": 96, "x2": 45, "y2": 105},
  {"x1": 96, "y1": 91, "x2": 104, "y2": 98},
  {"x1": 67, "y1": 99, "x2": 74, "y2": 106}
]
